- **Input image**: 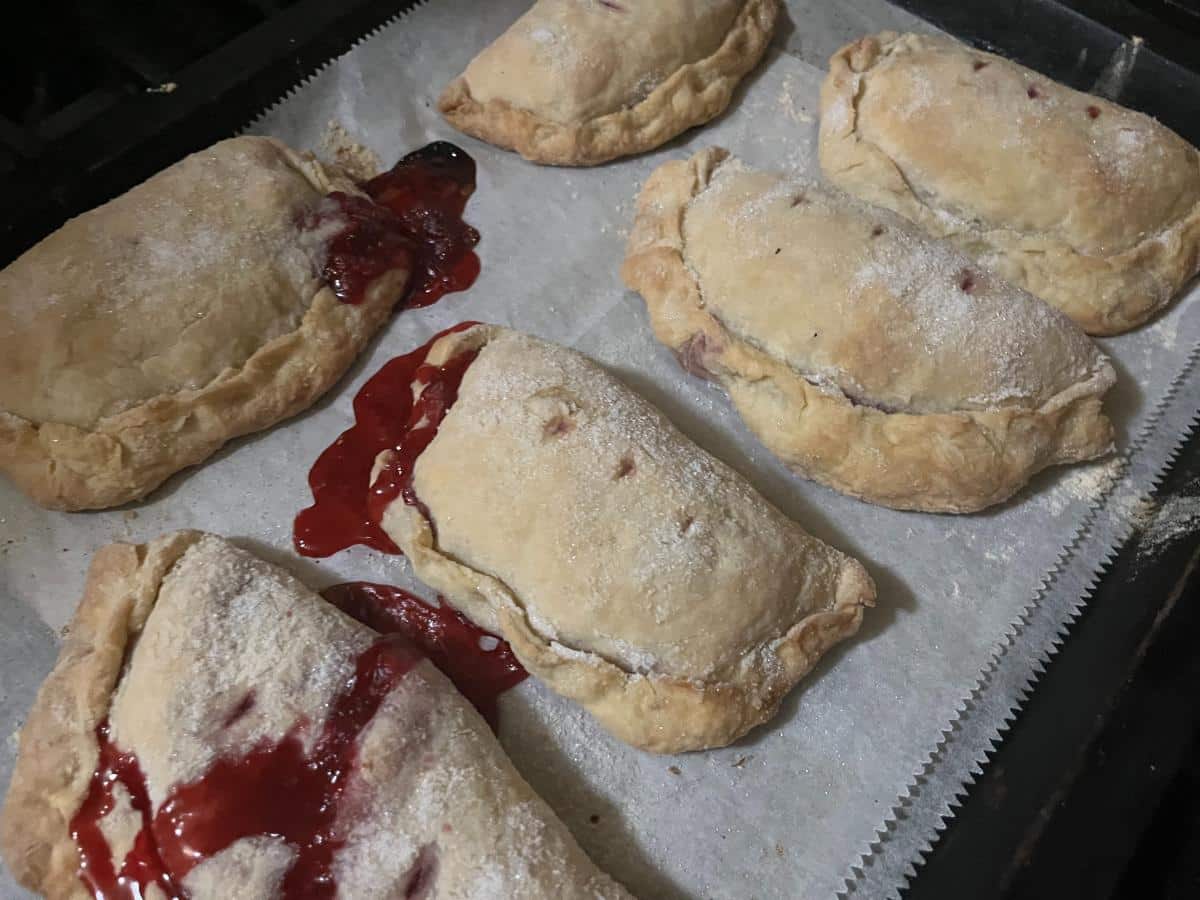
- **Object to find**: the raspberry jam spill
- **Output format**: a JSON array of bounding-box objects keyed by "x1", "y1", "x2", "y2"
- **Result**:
[
  {"x1": 305, "y1": 141, "x2": 480, "y2": 308},
  {"x1": 323, "y1": 582, "x2": 527, "y2": 729},
  {"x1": 70, "y1": 637, "x2": 422, "y2": 900},
  {"x1": 294, "y1": 322, "x2": 478, "y2": 558},
  {"x1": 71, "y1": 721, "x2": 180, "y2": 899}
]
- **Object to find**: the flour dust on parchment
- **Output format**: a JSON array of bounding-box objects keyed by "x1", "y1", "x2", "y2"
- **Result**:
[
  {"x1": 1043, "y1": 456, "x2": 1124, "y2": 517},
  {"x1": 1035, "y1": 457, "x2": 1199, "y2": 565},
  {"x1": 1131, "y1": 478, "x2": 1200, "y2": 563}
]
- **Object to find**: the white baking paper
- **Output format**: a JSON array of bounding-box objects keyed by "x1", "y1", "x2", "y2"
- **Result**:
[{"x1": 2, "y1": 2, "x2": 1198, "y2": 898}]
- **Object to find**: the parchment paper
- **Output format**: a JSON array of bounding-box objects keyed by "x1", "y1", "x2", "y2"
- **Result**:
[{"x1": 2, "y1": 2, "x2": 1198, "y2": 898}]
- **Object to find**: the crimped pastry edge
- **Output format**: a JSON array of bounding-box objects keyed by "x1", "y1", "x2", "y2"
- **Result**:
[
  {"x1": 0, "y1": 137, "x2": 409, "y2": 511},
  {"x1": 378, "y1": 323, "x2": 874, "y2": 754},
  {"x1": 0, "y1": 530, "x2": 204, "y2": 900},
  {"x1": 437, "y1": 0, "x2": 779, "y2": 166},
  {"x1": 818, "y1": 31, "x2": 1200, "y2": 336},
  {"x1": 621, "y1": 147, "x2": 1116, "y2": 513}
]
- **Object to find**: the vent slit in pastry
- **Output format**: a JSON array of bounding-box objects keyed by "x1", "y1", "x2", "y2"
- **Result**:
[
  {"x1": 0, "y1": 533, "x2": 628, "y2": 899},
  {"x1": 295, "y1": 323, "x2": 875, "y2": 753},
  {"x1": 438, "y1": 0, "x2": 780, "y2": 165},
  {"x1": 819, "y1": 31, "x2": 1200, "y2": 335},
  {"x1": 0, "y1": 138, "x2": 480, "y2": 511},
  {"x1": 622, "y1": 147, "x2": 1116, "y2": 513}
]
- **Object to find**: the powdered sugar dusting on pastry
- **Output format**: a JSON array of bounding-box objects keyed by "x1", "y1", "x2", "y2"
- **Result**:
[
  {"x1": 100, "y1": 535, "x2": 630, "y2": 898},
  {"x1": 0, "y1": 137, "x2": 334, "y2": 430},
  {"x1": 460, "y1": 0, "x2": 746, "y2": 125},
  {"x1": 412, "y1": 328, "x2": 859, "y2": 683},
  {"x1": 686, "y1": 157, "x2": 1110, "y2": 414},
  {"x1": 824, "y1": 31, "x2": 1200, "y2": 334}
]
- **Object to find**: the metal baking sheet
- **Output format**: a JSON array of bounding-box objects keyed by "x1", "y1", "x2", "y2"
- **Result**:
[{"x1": 2, "y1": 2, "x2": 1199, "y2": 898}]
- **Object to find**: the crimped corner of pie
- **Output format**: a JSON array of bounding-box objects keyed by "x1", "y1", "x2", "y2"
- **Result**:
[
  {"x1": 0, "y1": 531, "x2": 203, "y2": 899},
  {"x1": 818, "y1": 32, "x2": 1200, "y2": 336},
  {"x1": 817, "y1": 32, "x2": 910, "y2": 216},
  {"x1": 0, "y1": 274, "x2": 402, "y2": 513},
  {"x1": 437, "y1": 0, "x2": 779, "y2": 166},
  {"x1": 622, "y1": 147, "x2": 1117, "y2": 513}
]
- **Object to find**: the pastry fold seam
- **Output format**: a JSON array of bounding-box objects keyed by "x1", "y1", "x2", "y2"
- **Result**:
[
  {"x1": 621, "y1": 147, "x2": 1116, "y2": 513},
  {"x1": 0, "y1": 140, "x2": 410, "y2": 511}
]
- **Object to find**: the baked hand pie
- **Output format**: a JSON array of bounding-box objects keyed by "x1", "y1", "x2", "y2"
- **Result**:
[
  {"x1": 819, "y1": 31, "x2": 1200, "y2": 335},
  {"x1": 438, "y1": 0, "x2": 779, "y2": 166},
  {"x1": 0, "y1": 137, "x2": 477, "y2": 511},
  {"x1": 0, "y1": 532, "x2": 629, "y2": 900},
  {"x1": 365, "y1": 324, "x2": 874, "y2": 754},
  {"x1": 622, "y1": 148, "x2": 1116, "y2": 513}
]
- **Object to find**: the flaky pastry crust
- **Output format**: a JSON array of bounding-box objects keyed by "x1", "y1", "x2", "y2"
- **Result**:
[
  {"x1": 0, "y1": 531, "x2": 203, "y2": 900},
  {"x1": 438, "y1": 0, "x2": 779, "y2": 166},
  {"x1": 378, "y1": 325, "x2": 874, "y2": 754},
  {"x1": 819, "y1": 32, "x2": 1200, "y2": 335},
  {"x1": 1, "y1": 532, "x2": 630, "y2": 899},
  {"x1": 0, "y1": 137, "x2": 409, "y2": 511},
  {"x1": 622, "y1": 148, "x2": 1116, "y2": 513}
]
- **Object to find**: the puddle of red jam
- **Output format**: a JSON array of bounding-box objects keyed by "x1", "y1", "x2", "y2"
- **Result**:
[
  {"x1": 293, "y1": 322, "x2": 478, "y2": 558},
  {"x1": 304, "y1": 141, "x2": 480, "y2": 308},
  {"x1": 70, "y1": 636, "x2": 421, "y2": 900},
  {"x1": 323, "y1": 582, "x2": 527, "y2": 729}
]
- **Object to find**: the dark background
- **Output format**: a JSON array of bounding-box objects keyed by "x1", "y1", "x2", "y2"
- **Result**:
[{"x1": 2, "y1": 1, "x2": 1199, "y2": 898}]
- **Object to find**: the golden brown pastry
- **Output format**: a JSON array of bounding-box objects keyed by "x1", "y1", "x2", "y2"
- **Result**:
[
  {"x1": 622, "y1": 148, "x2": 1116, "y2": 512},
  {"x1": 439, "y1": 0, "x2": 779, "y2": 166},
  {"x1": 0, "y1": 532, "x2": 629, "y2": 900},
  {"x1": 819, "y1": 31, "x2": 1200, "y2": 335},
  {"x1": 372, "y1": 324, "x2": 874, "y2": 754},
  {"x1": 0, "y1": 136, "x2": 411, "y2": 511}
]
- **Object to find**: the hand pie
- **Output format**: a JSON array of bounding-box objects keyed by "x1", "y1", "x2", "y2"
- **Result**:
[
  {"x1": 438, "y1": 0, "x2": 779, "y2": 166},
  {"x1": 369, "y1": 324, "x2": 874, "y2": 754},
  {"x1": 622, "y1": 148, "x2": 1116, "y2": 513},
  {"x1": 819, "y1": 32, "x2": 1200, "y2": 335},
  {"x1": 0, "y1": 136, "x2": 419, "y2": 511},
  {"x1": 0, "y1": 532, "x2": 629, "y2": 900}
]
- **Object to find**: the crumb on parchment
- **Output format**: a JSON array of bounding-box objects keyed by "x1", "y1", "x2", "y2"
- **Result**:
[{"x1": 321, "y1": 120, "x2": 383, "y2": 182}]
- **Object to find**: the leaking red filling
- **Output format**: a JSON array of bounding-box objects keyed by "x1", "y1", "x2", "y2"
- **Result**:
[
  {"x1": 323, "y1": 582, "x2": 527, "y2": 729},
  {"x1": 301, "y1": 141, "x2": 480, "y2": 308},
  {"x1": 294, "y1": 322, "x2": 479, "y2": 558},
  {"x1": 70, "y1": 636, "x2": 422, "y2": 900}
]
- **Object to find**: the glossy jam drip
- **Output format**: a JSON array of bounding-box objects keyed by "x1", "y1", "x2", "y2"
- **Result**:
[
  {"x1": 72, "y1": 722, "x2": 182, "y2": 900},
  {"x1": 365, "y1": 345, "x2": 479, "y2": 530},
  {"x1": 70, "y1": 636, "x2": 421, "y2": 900},
  {"x1": 323, "y1": 582, "x2": 527, "y2": 729},
  {"x1": 364, "y1": 142, "x2": 481, "y2": 308},
  {"x1": 305, "y1": 141, "x2": 480, "y2": 308},
  {"x1": 294, "y1": 322, "x2": 478, "y2": 558}
]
